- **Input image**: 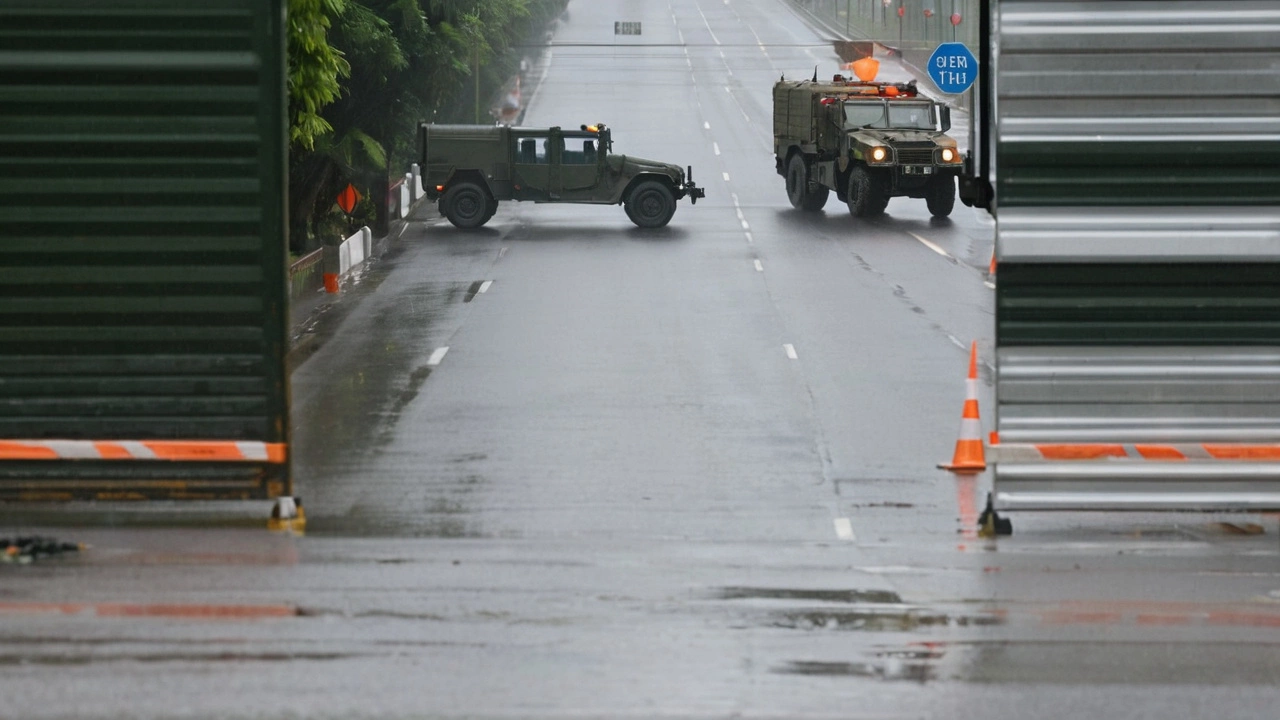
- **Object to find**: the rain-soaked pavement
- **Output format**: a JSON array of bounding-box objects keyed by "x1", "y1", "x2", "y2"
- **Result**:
[{"x1": 5, "y1": 0, "x2": 1280, "y2": 718}]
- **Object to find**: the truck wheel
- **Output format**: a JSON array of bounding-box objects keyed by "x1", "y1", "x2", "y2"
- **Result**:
[
  {"x1": 786, "y1": 155, "x2": 829, "y2": 212},
  {"x1": 846, "y1": 166, "x2": 888, "y2": 218},
  {"x1": 442, "y1": 182, "x2": 490, "y2": 229},
  {"x1": 481, "y1": 196, "x2": 499, "y2": 224},
  {"x1": 926, "y1": 177, "x2": 955, "y2": 218},
  {"x1": 625, "y1": 181, "x2": 676, "y2": 228}
]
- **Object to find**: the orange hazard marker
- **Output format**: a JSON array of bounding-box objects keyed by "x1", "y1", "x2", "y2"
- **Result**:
[
  {"x1": 988, "y1": 251, "x2": 996, "y2": 276},
  {"x1": 940, "y1": 341, "x2": 986, "y2": 473}
]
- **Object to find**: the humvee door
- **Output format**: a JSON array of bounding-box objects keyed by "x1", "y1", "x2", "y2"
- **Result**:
[
  {"x1": 559, "y1": 134, "x2": 602, "y2": 198},
  {"x1": 512, "y1": 132, "x2": 553, "y2": 201}
]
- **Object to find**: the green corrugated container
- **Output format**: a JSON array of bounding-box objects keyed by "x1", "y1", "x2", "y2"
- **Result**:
[{"x1": 0, "y1": 0, "x2": 289, "y2": 500}]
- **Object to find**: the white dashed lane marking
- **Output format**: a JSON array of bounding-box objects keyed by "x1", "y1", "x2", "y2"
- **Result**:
[
  {"x1": 834, "y1": 518, "x2": 855, "y2": 541},
  {"x1": 754, "y1": 259, "x2": 763, "y2": 272},
  {"x1": 907, "y1": 231, "x2": 953, "y2": 260},
  {"x1": 426, "y1": 347, "x2": 450, "y2": 366},
  {"x1": 784, "y1": 344, "x2": 798, "y2": 360}
]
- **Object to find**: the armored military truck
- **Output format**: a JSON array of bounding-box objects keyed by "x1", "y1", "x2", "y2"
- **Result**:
[
  {"x1": 418, "y1": 123, "x2": 704, "y2": 229},
  {"x1": 773, "y1": 74, "x2": 961, "y2": 218}
]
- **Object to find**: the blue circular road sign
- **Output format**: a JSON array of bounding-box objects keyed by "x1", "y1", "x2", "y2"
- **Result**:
[{"x1": 927, "y1": 42, "x2": 978, "y2": 94}]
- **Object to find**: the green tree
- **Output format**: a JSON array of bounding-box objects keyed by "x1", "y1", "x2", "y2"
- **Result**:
[
  {"x1": 287, "y1": 0, "x2": 569, "y2": 251},
  {"x1": 287, "y1": 0, "x2": 350, "y2": 150}
]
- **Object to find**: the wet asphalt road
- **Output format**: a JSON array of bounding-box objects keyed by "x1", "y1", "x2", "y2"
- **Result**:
[{"x1": 5, "y1": 1, "x2": 1280, "y2": 718}]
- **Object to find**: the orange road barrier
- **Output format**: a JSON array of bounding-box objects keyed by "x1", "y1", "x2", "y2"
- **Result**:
[
  {"x1": 940, "y1": 341, "x2": 986, "y2": 473},
  {"x1": 0, "y1": 440, "x2": 285, "y2": 463},
  {"x1": 997, "y1": 442, "x2": 1280, "y2": 462}
]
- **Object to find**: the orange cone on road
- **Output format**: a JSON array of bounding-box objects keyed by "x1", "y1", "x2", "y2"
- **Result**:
[{"x1": 940, "y1": 341, "x2": 986, "y2": 473}]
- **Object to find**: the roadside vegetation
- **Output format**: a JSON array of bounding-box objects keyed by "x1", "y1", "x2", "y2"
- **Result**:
[{"x1": 286, "y1": 0, "x2": 568, "y2": 252}]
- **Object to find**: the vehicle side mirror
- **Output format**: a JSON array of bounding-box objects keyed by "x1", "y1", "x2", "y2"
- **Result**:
[{"x1": 940, "y1": 106, "x2": 951, "y2": 133}]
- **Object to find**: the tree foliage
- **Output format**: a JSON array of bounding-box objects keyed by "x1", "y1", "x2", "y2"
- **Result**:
[{"x1": 287, "y1": 0, "x2": 569, "y2": 251}]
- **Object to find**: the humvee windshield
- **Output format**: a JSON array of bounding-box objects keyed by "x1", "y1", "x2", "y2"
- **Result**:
[{"x1": 843, "y1": 100, "x2": 936, "y2": 130}]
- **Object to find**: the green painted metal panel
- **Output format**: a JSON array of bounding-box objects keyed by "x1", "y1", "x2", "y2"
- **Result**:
[
  {"x1": 997, "y1": 142, "x2": 1280, "y2": 207},
  {"x1": 997, "y1": 264, "x2": 1280, "y2": 346},
  {"x1": 0, "y1": 0, "x2": 288, "y2": 500}
]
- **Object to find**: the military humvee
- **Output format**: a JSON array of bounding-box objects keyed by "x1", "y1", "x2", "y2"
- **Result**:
[
  {"x1": 418, "y1": 123, "x2": 704, "y2": 229},
  {"x1": 773, "y1": 74, "x2": 961, "y2": 218}
]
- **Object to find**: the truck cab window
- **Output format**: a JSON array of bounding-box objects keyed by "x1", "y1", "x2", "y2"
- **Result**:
[
  {"x1": 563, "y1": 139, "x2": 596, "y2": 165},
  {"x1": 517, "y1": 136, "x2": 551, "y2": 164},
  {"x1": 886, "y1": 104, "x2": 936, "y2": 130},
  {"x1": 844, "y1": 102, "x2": 886, "y2": 129}
]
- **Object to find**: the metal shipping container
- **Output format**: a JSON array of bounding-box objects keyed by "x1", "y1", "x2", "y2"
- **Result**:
[
  {"x1": 0, "y1": 0, "x2": 289, "y2": 500},
  {"x1": 988, "y1": 0, "x2": 1280, "y2": 510}
]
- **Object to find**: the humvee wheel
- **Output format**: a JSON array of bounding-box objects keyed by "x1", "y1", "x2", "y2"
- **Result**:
[
  {"x1": 786, "y1": 155, "x2": 828, "y2": 212},
  {"x1": 846, "y1": 166, "x2": 888, "y2": 218},
  {"x1": 482, "y1": 195, "x2": 499, "y2": 224},
  {"x1": 625, "y1": 181, "x2": 676, "y2": 228},
  {"x1": 926, "y1": 177, "x2": 955, "y2": 218},
  {"x1": 442, "y1": 182, "x2": 491, "y2": 229}
]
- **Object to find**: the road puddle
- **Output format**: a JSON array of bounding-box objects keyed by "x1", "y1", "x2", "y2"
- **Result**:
[
  {"x1": 769, "y1": 607, "x2": 1003, "y2": 632},
  {"x1": 776, "y1": 659, "x2": 935, "y2": 682},
  {"x1": 713, "y1": 587, "x2": 903, "y2": 604}
]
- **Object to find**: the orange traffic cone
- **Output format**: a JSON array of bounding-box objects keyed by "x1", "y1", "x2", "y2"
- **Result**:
[{"x1": 939, "y1": 341, "x2": 986, "y2": 473}]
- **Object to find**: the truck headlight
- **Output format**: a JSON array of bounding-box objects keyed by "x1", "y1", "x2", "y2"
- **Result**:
[
  {"x1": 870, "y1": 146, "x2": 889, "y2": 163},
  {"x1": 938, "y1": 148, "x2": 961, "y2": 163}
]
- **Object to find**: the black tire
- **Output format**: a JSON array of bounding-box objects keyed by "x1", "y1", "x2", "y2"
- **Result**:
[
  {"x1": 625, "y1": 180, "x2": 676, "y2": 228},
  {"x1": 785, "y1": 154, "x2": 828, "y2": 212},
  {"x1": 846, "y1": 166, "x2": 888, "y2": 218},
  {"x1": 481, "y1": 195, "x2": 499, "y2": 224},
  {"x1": 926, "y1": 177, "x2": 956, "y2": 218},
  {"x1": 441, "y1": 182, "x2": 490, "y2": 229}
]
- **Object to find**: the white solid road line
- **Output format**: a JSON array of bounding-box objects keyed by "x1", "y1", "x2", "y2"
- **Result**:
[
  {"x1": 426, "y1": 347, "x2": 450, "y2": 366},
  {"x1": 784, "y1": 343, "x2": 798, "y2": 360},
  {"x1": 834, "y1": 517, "x2": 855, "y2": 541}
]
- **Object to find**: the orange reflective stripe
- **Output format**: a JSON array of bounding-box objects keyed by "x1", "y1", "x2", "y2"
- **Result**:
[
  {"x1": 1135, "y1": 445, "x2": 1186, "y2": 461},
  {"x1": 1204, "y1": 445, "x2": 1280, "y2": 460},
  {"x1": 1037, "y1": 444, "x2": 1127, "y2": 460},
  {"x1": 143, "y1": 442, "x2": 249, "y2": 461},
  {"x1": 93, "y1": 442, "x2": 133, "y2": 460},
  {"x1": 0, "y1": 440, "x2": 286, "y2": 463},
  {"x1": 265, "y1": 443, "x2": 287, "y2": 463},
  {"x1": 0, "y1": 442, "x2": 59, "y2": 460}
]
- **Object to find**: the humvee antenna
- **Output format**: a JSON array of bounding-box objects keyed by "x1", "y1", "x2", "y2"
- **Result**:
[{"x1": 812, "y1": 66, "x2": 818, "y2": 82}]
